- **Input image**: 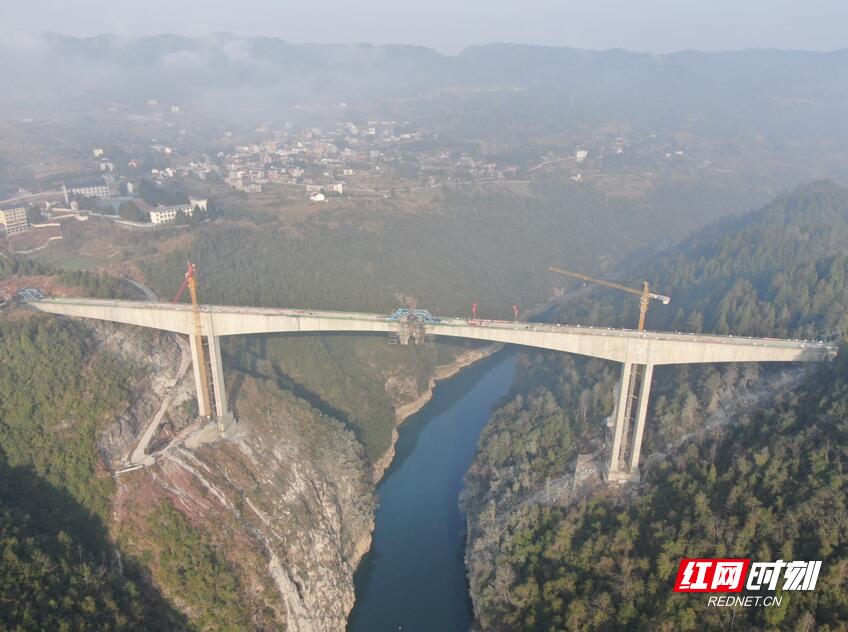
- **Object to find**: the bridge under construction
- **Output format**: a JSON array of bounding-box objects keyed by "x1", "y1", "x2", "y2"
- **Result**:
[{"x1": 33, "y1": 297, "x2": 836, "y2": 483}]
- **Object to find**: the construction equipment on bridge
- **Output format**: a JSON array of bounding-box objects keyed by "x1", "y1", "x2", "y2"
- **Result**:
[
  {"x1": 173, "y1": 262, "x2": 212, "y2": 419},
  {"x1": 548, "y1": 266, "x2": 670, "y2": 332},
  {"x1": 549, "y1": 265, "x2": 671, "y2": 475},
  {"x1": 386, "y1": 308, "x2": 440, "y2": 323},
  {"x1": 388, "y1": 296, "x2": 438, "y2": 344}
]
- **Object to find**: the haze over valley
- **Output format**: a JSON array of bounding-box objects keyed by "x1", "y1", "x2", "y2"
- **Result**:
[{"x1": 0, "y1": 9, "x2": 846, "y2": 631}]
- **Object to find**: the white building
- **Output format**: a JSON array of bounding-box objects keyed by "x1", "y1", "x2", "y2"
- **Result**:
[
  {"x1": 63, "y1": 176, "x2": 110, "y2": 203},
  {"x1": 0, "y1": 205, "x2": 29, "y2": 235},
  {"x1": 149, "y1": 203, "x2": 195, "y2": 225},
  {"x1": 150, "y1": 207, "x2": 179, "y2": 224},
  {"x1": 575, "y1": 149, "x2": 589, "y2": 163},
  {"x1": 189, "y1": 197, "x2": 208, "y2": 212},
  {"x1": 309, "y1": 192, "x2": 326, "y2": 202}
]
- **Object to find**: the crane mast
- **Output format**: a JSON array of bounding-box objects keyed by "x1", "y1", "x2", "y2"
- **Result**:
[{"x1": 173, "y1": 262, "x2": 212, "y2": 419}]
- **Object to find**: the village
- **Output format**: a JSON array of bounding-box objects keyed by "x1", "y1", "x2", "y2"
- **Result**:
[{"x1": 0, "y1": 97, "x2": 727, "y2": 257}]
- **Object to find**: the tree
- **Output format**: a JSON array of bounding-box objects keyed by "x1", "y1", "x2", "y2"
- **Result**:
[
  {"x1": 137, "y1": 179, "x2": 187, "y2": 206},
  {"x1": 25, "y1": 205, "x2": 42, "y2": 224},
  {"x1": 118, "y1": 201, "x2": 146, "y2": 222}
]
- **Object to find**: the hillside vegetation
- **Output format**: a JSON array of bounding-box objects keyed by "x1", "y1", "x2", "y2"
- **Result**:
[
  {"x1": 0, "y1": 315, "x2": 186, "y2": 630},
  {"x1": 464, "y1": 180, "x2": 848, "y2": 631},
  {"x1": 0, "y1": 316, "x2": 132, "y2": 518},
  {"x1": 471, "y1": 351, "x2": 847, "y2": 631},
  {"x1": 560, "y1": 180, "x2": 848, "y2": 339}
]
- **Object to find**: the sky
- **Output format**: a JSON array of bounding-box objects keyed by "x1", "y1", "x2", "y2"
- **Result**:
[{"x1": 2, "y1": 0, "x2": 847, "y2": 55}]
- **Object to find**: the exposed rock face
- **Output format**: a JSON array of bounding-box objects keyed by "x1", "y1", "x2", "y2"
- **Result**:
[
  {"x1": 114, "y1": 377, "x2": 374, "y2": 631},
  {"x1": 94, "y1": 323, "x2": 193, "y2": 466},
  {"x1": 93, "y1": 323, "x2": 493, "y2": 630}
]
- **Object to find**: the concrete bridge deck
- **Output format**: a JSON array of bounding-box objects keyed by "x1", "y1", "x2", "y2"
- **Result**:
[
  {"x1": 32, "y1": 297, "x2": 837, "y2": 483},
  {"x1": 32, "y1": 297, "x2": 833, "y2": 365}
]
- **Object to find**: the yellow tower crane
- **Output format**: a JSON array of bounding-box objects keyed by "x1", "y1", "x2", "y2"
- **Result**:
[
  {"x1": 173, "y1": 261, "x2": 212, "y2": 418},
  {"x1": 548, "y1": 266, "x2": 670, "y2": 331},
  {"x1": 549, "y1": 266, "x2": 671, "y2": 471}
]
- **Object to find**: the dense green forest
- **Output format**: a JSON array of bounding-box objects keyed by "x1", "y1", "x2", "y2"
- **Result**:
[
  {"x1": 465, "y1": 180, "x2": 848, "y2": 630},
  {"x1": 144, "y1": 502, "x2": 251, "y2": 631},
  {"x1": 233, "y1": 333, "x2": 466, "y2": 462},
  {"x1": 0, "y1": 255, "x2": 136, "y2": 300},
  {"x1": 0, "y1": 316, "x2": 188, "y2": 631},
  {"x1": 140, "y1": 181, "x2": 754, "y2": 318},
  {"x1": 0, "y1": 317, "x2": 133, "y2": 518},
  {"x1": 472, "y1": 351, "x2": 847, "y2": 631},
  {"x1": 0, "y1": 455, "x2": 188, "y2": 631},
  {"x1": 557, "y1": 180, "x2": 848, "y2": 339}
]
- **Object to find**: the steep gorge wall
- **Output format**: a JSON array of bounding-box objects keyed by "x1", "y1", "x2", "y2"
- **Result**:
[
  {"x1": 92, "y1": 323, "x2": 494, "y2": 630},
  {"x1": 113, "y1": 376, "x2": 374, "y2": 631}
]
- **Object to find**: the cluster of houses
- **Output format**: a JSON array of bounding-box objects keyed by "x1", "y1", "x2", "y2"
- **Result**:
[
  {"x1": 215, "y1": 119, "x2": 540, "y2": 199},
  {"x1": 221, "y1": 120, "x2": 425, "y2": 199}
]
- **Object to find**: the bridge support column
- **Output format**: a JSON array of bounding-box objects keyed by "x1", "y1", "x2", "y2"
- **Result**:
[
  {"x1": 207, "y1": 334, "x2": 233, "y2": 431},
  {"x1": 189, "y1": 333, "x2": 211, "y2": 418},
  {"x1": 605, "y1": 361, "x2": 653, "y2": 484},
  {"x1": 607, "y1": 361, "x2": 633, "y2": 480},
  {"x1": 628, "y1": 363, "x2": 653, "y2": 473}
]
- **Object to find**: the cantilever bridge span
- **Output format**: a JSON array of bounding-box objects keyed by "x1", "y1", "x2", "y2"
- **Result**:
[{"x1": 33, "y1": 298, "x2": 836, "y2": 483}]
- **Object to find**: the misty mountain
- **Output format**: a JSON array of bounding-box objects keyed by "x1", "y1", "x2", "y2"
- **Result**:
[{"x1": 3, "y1": 33, "x2": 848, "y2": 137}]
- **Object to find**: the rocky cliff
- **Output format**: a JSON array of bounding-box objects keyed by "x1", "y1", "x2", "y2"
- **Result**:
[
  {"x1": 113, "y1": 375, "x2": 373, "y2": 631},
  {"x1": 88, "y1": 323, "x2": 491, "y2": 630}
]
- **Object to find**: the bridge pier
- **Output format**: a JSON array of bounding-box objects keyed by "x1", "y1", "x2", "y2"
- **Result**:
[
  {"x1": 208, "y1": 334, "x2": 233, "y2": 431},
  {"x1": 187, "y1": 329, "x2": 232, "y2": 430},
  {"x1": 629, "y1": 363, "x2": 654, "y2": 473},
  {"x1": 605, "y1": 361, "x2": 654, "y2": 483},
  {"x1": 188, "y1": 333, "x2": 212, "y2": 418}
]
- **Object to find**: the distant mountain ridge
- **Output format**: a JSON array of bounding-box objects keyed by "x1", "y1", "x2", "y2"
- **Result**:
[{"x1": 2, "y1": 32, "x2": 847, "y2": 136}]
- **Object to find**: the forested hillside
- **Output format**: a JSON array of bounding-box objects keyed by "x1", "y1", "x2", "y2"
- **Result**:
[
  {"x1": 141, "y1": 181, "x2": 701, "y2": 318},
  {"x1": 0, "y1": 316, "x2": 186, "y2": 630},
  {"x1": 469, "y1": 351, "x2": 847, "y2": 631},
  {"x1": 558, "y1": 180, "x2": 848, "y2": 339},
  {"x1": 464, "y1": 180, "x2": 848, "y2": 631},
  {"x1": 233, "y1": 332, "x2": 463, "y2": 462}
]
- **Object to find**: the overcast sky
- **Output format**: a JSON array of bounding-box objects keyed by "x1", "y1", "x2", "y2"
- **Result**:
[{"x1": 2, "y1": 0, "x2": 847, "y2": 54}]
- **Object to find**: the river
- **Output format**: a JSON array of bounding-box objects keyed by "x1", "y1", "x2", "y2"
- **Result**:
[{"x1": 348, "y1": 350, "x2": 516, "y2": 632}]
